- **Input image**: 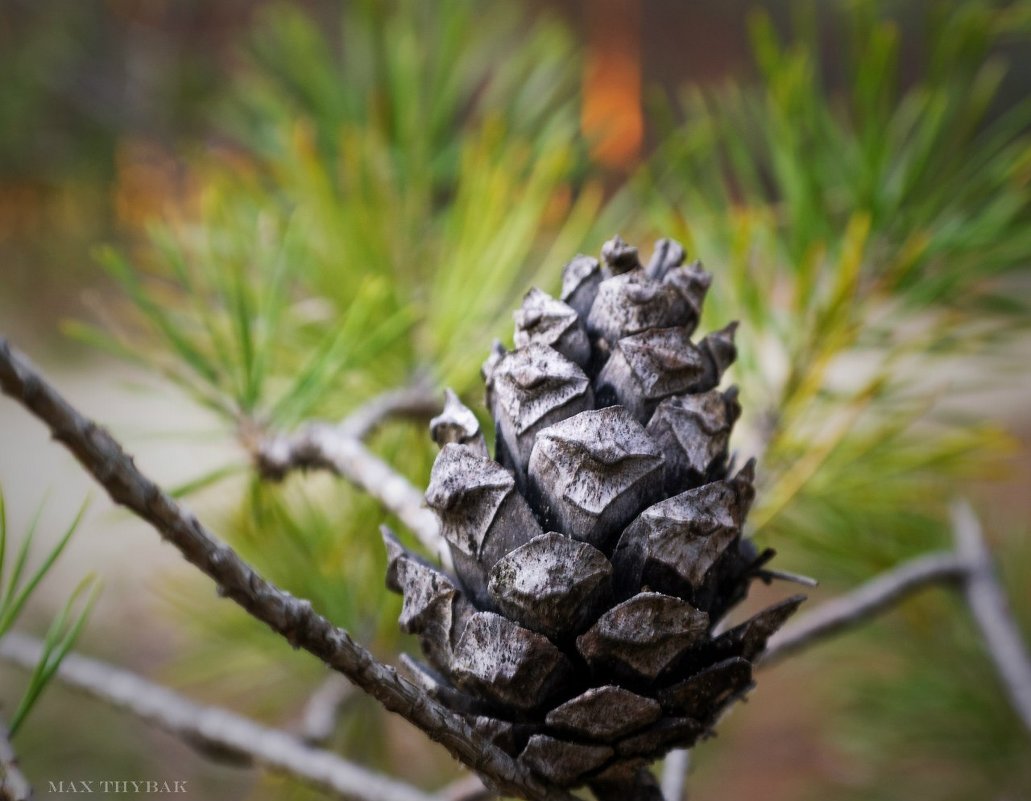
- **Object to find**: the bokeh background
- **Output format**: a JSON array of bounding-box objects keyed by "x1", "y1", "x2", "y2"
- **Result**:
[{"x1": 1, "y1": 1, "x2": 1030, "y2": 800}]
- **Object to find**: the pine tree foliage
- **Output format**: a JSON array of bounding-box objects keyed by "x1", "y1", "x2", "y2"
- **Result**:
[
  {"x1": 74, "y1": 3, "x2": 602, "y2": 785},
  {"x1": 631, "y1": 2, "x2": 1031, "y2": 796},
  {"x1": 73, "y1": 0, "x2": 1031, "y2": 798}
]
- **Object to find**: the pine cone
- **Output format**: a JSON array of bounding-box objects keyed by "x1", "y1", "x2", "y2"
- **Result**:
[{"x1": 384, "y1": 236, "x2": 804, "y2": 797}]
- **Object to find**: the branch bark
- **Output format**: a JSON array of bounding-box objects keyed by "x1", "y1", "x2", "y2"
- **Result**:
[
  {"x1": 298, "y1": 673, "x2": 354, "y2": 745},
  {"x1": 253, "y1": 401, "x2": 447, "y2": 566},
  {"x1": 659, "y1": 749, "x2": 690, "y2": 801},
  {"x1": 762, "y1": 551, "x2": 966, "y2": 666},
  {"x1": 762, "y1": 509, "x2": 1031, "y2": 741},
  {"x1": 335, "y1": 385, "x2": 442, "y2": 441},
  {"x1": 0, "y1": 719, "x2": 31, "y2": 801},
  {"x1": 0, "y1": 337, "x2": 572, "y2": 801},
  {"x1": 0, "y1": 632, "x2": 433, "y2": 801},
  {"x1": 951, "y1": 500, "x2": 1031, "y2": 735}
]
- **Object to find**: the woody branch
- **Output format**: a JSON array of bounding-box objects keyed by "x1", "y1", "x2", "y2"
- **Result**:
[
  {"x1": 0, "y1": 632, "x2": 436, "y2": 801},
  {"x1": 0, "y1": 336, "x2": 574, "y2": 801}
]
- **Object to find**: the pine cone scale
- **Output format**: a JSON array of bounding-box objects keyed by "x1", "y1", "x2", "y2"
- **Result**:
[{"x1": 544, "y1": 686, "x2": 661, "y2": 741}]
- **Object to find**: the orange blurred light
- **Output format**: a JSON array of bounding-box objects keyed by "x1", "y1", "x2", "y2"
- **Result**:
[
  {"x1": 581, "y1": 0, "x2": 643, "y2": 171},
  {"x1": 112, "y1": 137, "x2": 188, "y2": 230}
]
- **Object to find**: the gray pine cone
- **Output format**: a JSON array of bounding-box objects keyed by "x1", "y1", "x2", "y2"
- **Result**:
[{"x1": 384, "y1": 236, "x2": 804, "y2": 797}]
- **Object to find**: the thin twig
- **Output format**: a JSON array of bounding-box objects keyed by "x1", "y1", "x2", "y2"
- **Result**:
[
  {"x1": 763, "y1": 508, "x2": 1031, "y2": 741},
  {"x1": 951, "y1": 500, "x2": 1031, "y2": 736},
  {"x1": 660, "y1": 749, "x2": 690, "y2": 801},
  {"x1": 0, "y1": 718, "x2": 31, "y2": 801},
  {"x1": 761, "y1": 552, "x2": 966, "y2": 666},
  {"x1": 337, "y1": 385, "x2": 441, "y2": 441},
  {"x1": 254, "y1": 416, "x2": 447, "y2": 564},
  {"x1": 298, "y1": 672, "x2": 355, "y2": 745},
  {"x1": 0, "y1": 632, "x2": 432, "y2": 801},
  {"x1": 0, "y1": 337, "x2": 573, "y2": 801}
]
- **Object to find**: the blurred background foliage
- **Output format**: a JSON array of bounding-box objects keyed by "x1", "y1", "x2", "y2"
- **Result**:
[
  {"x1": 0, "y1": 487, "x2": 98, "y2": 738},
  {"x1": 1, "y1": 1, "x2": 1029, "y2": 800}
]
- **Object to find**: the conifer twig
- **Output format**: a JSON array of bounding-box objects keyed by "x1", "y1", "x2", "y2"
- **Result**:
[
  {"x1": 761, "y1": 551, "x2": 967, "y2": 665},
  {"x1": 0, "y1": 337, "x2": 574, "y2": 801},
  {"x1": 336, "y1": 384, "x2": 441, "y2": 441},
  {"x1": 763, "y1": 506, "x2": 1031, "y2": 739},
  {"x1": 951, "y1": 500, "x2": 1031, "y2": 735},
  {"x1": 298, "y1": 672, "x2": 354, "y2": 745},
  {"x1": 0, "y1": 632, "x2": 433, "y2": 801},
  {"x1": 252, "y1": 393, "x2": 448, "y2": 565},
  {"x1": 0, "y1": 719, "x2": 31, "y2": 801},
  {"x1": 660, "y1": 749, "x2": 690, "y2": 801}
]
